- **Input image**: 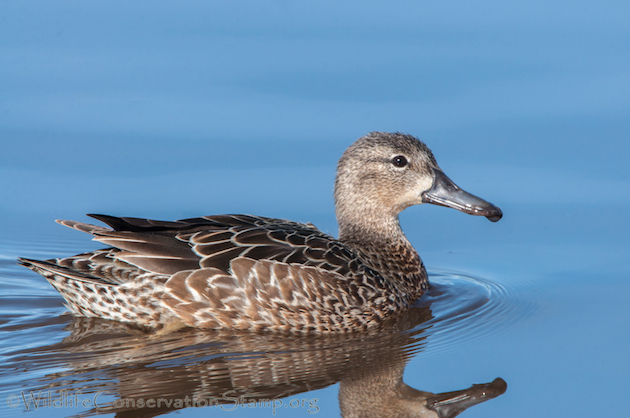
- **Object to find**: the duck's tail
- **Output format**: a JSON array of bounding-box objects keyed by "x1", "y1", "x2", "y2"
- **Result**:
[{"x1": 18, "y1": 257, "x2": 174, "y2": 329}]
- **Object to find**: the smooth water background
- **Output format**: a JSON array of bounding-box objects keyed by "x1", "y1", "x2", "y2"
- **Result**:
[{"x1": 1, "y1": 1, "x2": 629, "y2": 417}]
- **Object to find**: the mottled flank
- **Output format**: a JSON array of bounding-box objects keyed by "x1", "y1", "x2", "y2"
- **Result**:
[{"x1": 19, "y1": 132, "x2": 501, "y2": 333}]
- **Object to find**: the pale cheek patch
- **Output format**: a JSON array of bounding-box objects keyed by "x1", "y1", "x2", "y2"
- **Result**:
[
  {"x1": 385, "y1": 175, "x2": 433, "y2": 212},
  {"x1": 404, "y1": 176, "x2": 433, "y2": 204},
  {"x1": 415, "y1": 175, "x2": 434, "y2": 195}
]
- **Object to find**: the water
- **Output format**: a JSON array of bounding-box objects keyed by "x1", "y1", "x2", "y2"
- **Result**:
[{"x1": 1, "y1": 1, "x2": 629, "y2": 417}]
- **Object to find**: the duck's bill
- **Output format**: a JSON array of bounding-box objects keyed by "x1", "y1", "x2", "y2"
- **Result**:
[
  {"x1": 421, "y1": 169, "x2": 503, "y2": 222},
  {"x1": 426, "y1": 378, "x2": 507, "y2": 418}
]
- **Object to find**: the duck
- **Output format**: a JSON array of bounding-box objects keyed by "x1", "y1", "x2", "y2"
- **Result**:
[{"x1": 19, "y1": 132, "x2": 502, "y2": 333}]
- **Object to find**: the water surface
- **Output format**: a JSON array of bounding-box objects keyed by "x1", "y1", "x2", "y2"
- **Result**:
[{"x1": 1, "y1": 1, "x2": 629, "y2": 417}]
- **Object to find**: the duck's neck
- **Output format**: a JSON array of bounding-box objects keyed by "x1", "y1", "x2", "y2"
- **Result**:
[
  {"x1": 339, "y1": 353, "x2": 412, "y2": 418},
  {"x1": 338, "y1": 212, "x2": 404, "y2": 246},
  {"x1": 338, "y1": 213, "x2": 427, "y2": 301}
]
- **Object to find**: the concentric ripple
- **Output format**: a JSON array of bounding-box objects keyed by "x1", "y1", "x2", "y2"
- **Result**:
[{"x1": 413, "y1": 268, "x2": 535, "y2": 355}]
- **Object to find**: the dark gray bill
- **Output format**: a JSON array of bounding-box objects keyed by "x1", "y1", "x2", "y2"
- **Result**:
[
  {"x1": 421, "y1": 169, "x2": 502, "y2": 222},
  {"x1": 426, "y1": 378, "x2": 507, "y2": 418}
]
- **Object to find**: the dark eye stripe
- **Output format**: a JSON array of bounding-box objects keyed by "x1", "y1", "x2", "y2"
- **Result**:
[{"x1": 392, "y1": 155, "x2": 408, "y2": 168}]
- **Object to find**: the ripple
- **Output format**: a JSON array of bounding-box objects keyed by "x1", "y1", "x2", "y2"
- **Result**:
[{"x1": 415, "y1": 268, "x2": 535, "y2": 355}]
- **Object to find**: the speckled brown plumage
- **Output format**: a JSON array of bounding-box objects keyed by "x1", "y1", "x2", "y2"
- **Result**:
[{"x1": 19, "y1": 132, "x2": 502, "y2": 333}]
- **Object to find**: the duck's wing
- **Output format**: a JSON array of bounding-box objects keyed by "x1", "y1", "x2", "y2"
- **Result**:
[
  {"x1": 56, "y1": 216, "x2": 203, "y2": 276},
  {"x1": 60, "y1": 214, "x2": 362, "y2": 278},
  {"x1": 181, "y1": 214, "x2": 361, "y2": 276}
]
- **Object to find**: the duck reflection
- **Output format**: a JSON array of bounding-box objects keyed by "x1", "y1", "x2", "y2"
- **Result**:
[{"x1": 18, "y1": 304, "x2": 505, "y2": 417}]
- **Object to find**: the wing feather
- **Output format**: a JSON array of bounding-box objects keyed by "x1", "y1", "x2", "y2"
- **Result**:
[{"x1": 55, "y1": 214, "x2": 364, "y2": 283}]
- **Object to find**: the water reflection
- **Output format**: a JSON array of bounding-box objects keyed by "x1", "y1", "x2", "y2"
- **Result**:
[{"x1": 5, "y1": 301, "x2": 506, "y2": 417}]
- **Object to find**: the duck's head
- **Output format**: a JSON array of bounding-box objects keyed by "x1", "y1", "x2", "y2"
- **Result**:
[{"x1": 334, "y1": 132, "x2": 502, "y2": 241}]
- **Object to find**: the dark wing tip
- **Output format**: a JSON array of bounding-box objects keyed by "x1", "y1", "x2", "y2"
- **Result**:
[
  {"x1": 16, "y1": 257, "x2": 34, "y2": 267},
  {"x1": 87, "y1": 214, "x2": 126, "y2": 230}
]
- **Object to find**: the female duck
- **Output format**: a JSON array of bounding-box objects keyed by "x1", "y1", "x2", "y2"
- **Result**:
[{"x1": 20, "y1": 132, "x2": 501, "y2": 333}]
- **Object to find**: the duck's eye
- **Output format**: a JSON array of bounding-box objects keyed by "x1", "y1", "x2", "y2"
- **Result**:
[{"x1": 392, "y1": 155, "x2": 408, "y2": 168}]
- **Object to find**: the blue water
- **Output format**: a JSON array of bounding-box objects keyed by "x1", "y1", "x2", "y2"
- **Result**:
[{"x1": 1, "y1": 1, "x2": 629, "y2": 417}]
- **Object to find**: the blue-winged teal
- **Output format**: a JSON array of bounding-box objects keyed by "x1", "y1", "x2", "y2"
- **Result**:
[{"x1": 20, "y1": 132, "x2": 501, "y2": 333}]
